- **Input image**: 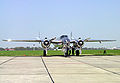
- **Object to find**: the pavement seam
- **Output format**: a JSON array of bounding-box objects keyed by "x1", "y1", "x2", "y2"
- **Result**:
[
  {"x1": 70, "y1": 57, "x2": 120, "y2": 76},
  {"x1": 93, "y1": 57, "x2": 120, "y2": 63},
  {"x1": 0, "y1": 57, "x2": 16, "y2": 65},
  {"x1": 99, "y1": 58, "x2": 120, "y2": 63},
  {"x1": 41, "y1": 56, "x2": 55, "y2": 83}
]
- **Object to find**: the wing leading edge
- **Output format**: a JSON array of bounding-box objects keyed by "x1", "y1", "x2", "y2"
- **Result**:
[
  {"x1": 3, "y1": 39, "x2": 116, "y2": 43},
  {"x1": 3, "y1": 40, "x2": 42, "y2": 42},
  {"x1": 84, "y1": 39, "x2": 116, "y2": 43},
  {"x1": 2, "y1": 39, "x2": 62, "y2": 43}
]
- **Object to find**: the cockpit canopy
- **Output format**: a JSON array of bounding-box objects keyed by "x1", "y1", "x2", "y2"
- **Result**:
[{"x1": 60, "y1": 35, "x2": 68, "y2": 39}]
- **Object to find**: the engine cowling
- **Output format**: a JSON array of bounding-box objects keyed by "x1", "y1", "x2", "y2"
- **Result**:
[
  {"x1": 41, "y1": 40, "x2": 51, "y2": 48},
  {"x1": 77, "y1": 40, "x2": 84, "y2": 47},
  {"x1": 41, "y1": 37, "x2": 56, "y2": 48}
]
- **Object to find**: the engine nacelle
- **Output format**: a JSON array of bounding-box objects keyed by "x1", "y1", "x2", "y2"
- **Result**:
[
  {"x1": 41, "y1": 40, "x2": 51, "y2": 48},
  {"x1": 77, "y1": 40, "x2": 84, "y2": 48}
]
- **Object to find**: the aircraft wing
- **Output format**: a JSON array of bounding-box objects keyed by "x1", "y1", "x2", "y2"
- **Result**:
[
  {"x1": 84, "y1": 39, "x2": 116, "y2": 43},
  {"x1": 51, "y1": 40, "x2": 63, "y2": 44},
  {"x1": 3, "y1": 39, "x2": 42, "y2": 42},
  {"x1": 2, "y1": 39, "x2": 62, "y2": 43},
  {"x1": 69, "y1": 39, "x2": 116, "y2": 43},
  {"x1": 70, "y1": 40, "x2": 76, "y2": 43}
]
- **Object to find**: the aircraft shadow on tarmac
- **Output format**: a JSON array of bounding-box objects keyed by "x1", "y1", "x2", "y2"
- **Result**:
[
  {"x1": 15, "y1": 54, "x2": 114, "y2": 57},
  {"x1": 41, "y1": 54, "x2": 114, "y2": 57},
  {"x1": 17, "y1": 55, "x2": 114, "y2": 57}
]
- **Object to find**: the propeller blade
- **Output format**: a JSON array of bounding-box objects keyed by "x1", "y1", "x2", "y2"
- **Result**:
[
  {"x1": 84, "y1": 38, "x2": 91, "y2": 41},
  {"x1": 50, "y1": 37, "x2": 56, "y2": 41}
]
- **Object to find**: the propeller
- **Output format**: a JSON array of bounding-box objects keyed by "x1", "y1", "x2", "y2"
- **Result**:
[
  {"x1": 84, "y1": 38, "x2": 91, "y2": 41},
  {"x1": 41, "y1": 37, "x2": 56, "y2": 48},
  {"x1": 3, "y1": 39, "x2": 12, "y2": 42}
]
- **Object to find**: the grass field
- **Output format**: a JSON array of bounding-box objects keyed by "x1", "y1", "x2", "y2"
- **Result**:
[
  {"x1": 0, "y1": 50, "x2": 64, "y2": 56},
  {"x1": 0, "y1": 50, "x2": 120, "y2": 56}
]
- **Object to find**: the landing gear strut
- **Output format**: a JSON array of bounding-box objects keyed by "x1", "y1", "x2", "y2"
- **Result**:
[
  {"x1": 43, "y1": 50, "x2": 46, "y2": 56},
  {"x1": 72, "y1": 47, "x2": 75, "y2": 55},
  {"x1": 76, "y1": 50, "x2": 79, "y2": 56},
  {"x1": 64, "y1": 47, "x2": 69, "y2": 57}
]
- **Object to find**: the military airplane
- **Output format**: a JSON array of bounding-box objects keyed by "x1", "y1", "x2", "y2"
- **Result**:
[{"x1": 3, "y1": 34, "x2": 116, "y2": 57}]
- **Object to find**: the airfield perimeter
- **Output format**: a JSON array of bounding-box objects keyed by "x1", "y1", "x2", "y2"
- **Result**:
[{"x1": 0, "y1": 55, "x2": 120, "y2": 83}]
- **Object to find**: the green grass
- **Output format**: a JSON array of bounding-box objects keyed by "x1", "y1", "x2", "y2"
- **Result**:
[
  {"x1": 0, "y1": 50, "x2": 120, "y2": 56},
  {"x1": 0, "y1": 50, "x2": 64, "y2": 56},
  {"x1": 82, "y1": 50, "x2": 120, "y2": 55}
]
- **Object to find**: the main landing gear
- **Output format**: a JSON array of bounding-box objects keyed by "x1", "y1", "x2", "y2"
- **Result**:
[
  {"x1": 64, "y1": 47, "x2": 69, "y2": 57},
  {"x1": 72, "y1": 47, "x2": 80, "y2": 56},
  {"x1": 72, "y1": 47, "x2": 82, "y2": 56},
  {"x1": 72, "y1": 47, "x2": 75, "y2": 55},
  {"x1": 43, "y1": 50, "x2": 46, "y2": 56},
  {"x1": 76, "y1": 50, "x2": 79, "y2": 56}
]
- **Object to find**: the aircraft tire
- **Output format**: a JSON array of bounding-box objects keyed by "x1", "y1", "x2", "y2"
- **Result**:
[
  {"x1": 69, "y1": 50, "x2": 71, "y2": 55},
  {"x1": 64, "y1": 48, "x2": 69, "y2": 57},
  {"x1": 72, "y1": 47, "x2": 75, "y2": 55},
  {"x1": 64, "y1": 53, "x2": 68, "y2": 57},
  {"x1": 43, "y1": 50, "x2": 46, "y2": 56},
  {"x1": 76, "y1": 50, "x2": 79, "y2": 56}
]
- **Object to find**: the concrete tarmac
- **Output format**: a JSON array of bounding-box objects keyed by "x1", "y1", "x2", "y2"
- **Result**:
[{"x1": 0, "y1": 56, "x2": 120, "y2": 83}]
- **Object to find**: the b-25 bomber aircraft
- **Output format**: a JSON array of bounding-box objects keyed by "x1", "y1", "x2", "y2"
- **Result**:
[{"x1": 3, "y1": 34, "x2": 116, "y2": 57}]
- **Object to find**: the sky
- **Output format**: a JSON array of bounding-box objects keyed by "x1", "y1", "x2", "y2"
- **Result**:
[{"x1": 0, "y1": 0, "x2": 120, "y2": 48}]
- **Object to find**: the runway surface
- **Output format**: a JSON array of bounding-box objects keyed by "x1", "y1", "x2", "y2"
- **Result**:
[{"x1": 0, "y1": 56, "x2": 120, "y2": 83}]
